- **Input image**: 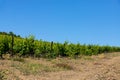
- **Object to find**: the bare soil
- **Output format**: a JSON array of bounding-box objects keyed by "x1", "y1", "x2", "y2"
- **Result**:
[{"x1": 0, "y1": 52, "x2": 120, "y2": 80}]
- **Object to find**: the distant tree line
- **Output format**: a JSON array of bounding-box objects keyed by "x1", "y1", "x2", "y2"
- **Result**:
[
  {"x1": 0, "y1": 31, "x2": 21, "y2": 38},
  {"x1": 0, "y1": 32, "x2": 120, "y2": 59}
]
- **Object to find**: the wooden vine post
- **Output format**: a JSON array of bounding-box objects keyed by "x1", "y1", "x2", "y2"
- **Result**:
[
  {"x1": 11, "y1": 33, "x2": 14, "y2": 57},
  {"x1": 51, "y1": 41, "x2": 53, "y2": 53}
]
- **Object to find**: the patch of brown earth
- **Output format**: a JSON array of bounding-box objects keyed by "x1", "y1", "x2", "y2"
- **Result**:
[{"x1": 0, "y1": 52, "x2": 120, "y2": 80}]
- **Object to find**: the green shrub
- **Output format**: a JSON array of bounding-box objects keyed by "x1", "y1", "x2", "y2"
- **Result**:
[{"x1": 0, "y1": 32, "x2": 120, "y2": 58}]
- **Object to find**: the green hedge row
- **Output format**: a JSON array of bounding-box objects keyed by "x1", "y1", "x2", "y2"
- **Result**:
[{"x1": 0, "y1": 34, "x2": 120, "y2": 58}]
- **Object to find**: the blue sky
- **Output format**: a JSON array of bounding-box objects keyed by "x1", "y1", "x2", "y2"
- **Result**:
[{"x1": 0, "y1": 0, "x2": 120, "y2": 46}]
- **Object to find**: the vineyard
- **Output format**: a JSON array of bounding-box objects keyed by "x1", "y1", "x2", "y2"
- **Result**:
[{"x1": 0, "y1": 32, "x2": 120, "y2": 59}]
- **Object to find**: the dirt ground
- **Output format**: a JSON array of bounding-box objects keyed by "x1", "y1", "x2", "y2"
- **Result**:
[{"x1": 0, "y1": 52, "x2": 120, "y2": 80}]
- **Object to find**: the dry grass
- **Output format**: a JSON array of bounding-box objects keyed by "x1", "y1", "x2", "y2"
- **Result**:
[
  {"x1": 0, "y1": 52, "x2": 120, "y2": 80},
  {"x1": 0, "y1": 70, "x2": 7, "y2": 80}
]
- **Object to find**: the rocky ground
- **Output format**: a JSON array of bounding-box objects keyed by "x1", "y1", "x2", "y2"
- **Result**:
[{"x1": 0, "y1": 52, "x2": 120, "y2": 80}]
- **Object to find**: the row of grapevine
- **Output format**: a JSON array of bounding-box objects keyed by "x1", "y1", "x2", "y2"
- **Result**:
[{"x1": 0, "y1": 34, "x2": 120, "y2": 58}]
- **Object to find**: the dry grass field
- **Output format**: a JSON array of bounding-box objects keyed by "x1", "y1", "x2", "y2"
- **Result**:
[{"x1": 0, "y1": 52, "x2": 120, "y2": 80}]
